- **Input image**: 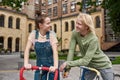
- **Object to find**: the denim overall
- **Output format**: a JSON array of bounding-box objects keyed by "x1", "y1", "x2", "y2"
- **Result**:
[{"x1": 34, "y1": 30, "x2": 55, "y2": 80}]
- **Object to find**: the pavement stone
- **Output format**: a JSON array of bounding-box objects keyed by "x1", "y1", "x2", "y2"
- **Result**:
[{"x1": 0, "y1": 52, "x2": 120, "y2": 80}]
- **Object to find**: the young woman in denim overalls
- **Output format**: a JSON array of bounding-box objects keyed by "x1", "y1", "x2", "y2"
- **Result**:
[{"x1": 24, "y1": 15, "x2": 59, "y2": 80}]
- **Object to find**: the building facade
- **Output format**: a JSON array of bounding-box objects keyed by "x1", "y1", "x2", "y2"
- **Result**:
[
  {"x1": 0, "y1": 7, "x2": 35, "y2": 53},
  {"x1": 0, "y1": 0, "x2": 119, "y2": 53},
  {"x1": 38, "y1": 0, "x2": 102, "y2": 51}
]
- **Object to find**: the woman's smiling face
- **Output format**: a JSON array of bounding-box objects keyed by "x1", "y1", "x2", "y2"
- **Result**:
[
  {"x1": 75, "y1": 18, "x2": 88, "y2": 33},
  {"x1": 41, "y1": 17, "x2": 51, "y2": 32}
]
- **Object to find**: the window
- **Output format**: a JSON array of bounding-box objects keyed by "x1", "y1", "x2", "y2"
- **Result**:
[
  {"x1": 53, "y1": 0, "x2": 57, "y2": 3},
  {"x1": 70, "y1": 1, "x2": 76, "y2": 12},
  {"x1": 15, "y1": 38, "x2": 20, "y2": 52},
  {"x1": 53, "y1": 6, "x2": 57, "y2": 17},
  {"x1": 16, "y1": 18, "x2": 20, "y2": 29},
  {"x1": 0, "y1": 37, "x2": 4, "y2": 49},
  {"x1": 41, "y1": 9, "x2": 46, "y2": 14},
  {"x1": 96, "y1": 0, "x2": 102, "y2": 6},
  {"x1": 48, "y1": 8, "x2": 52, "y2": 17},
  {"x1": 0, "y1": 15, "x2": 5, "y2": 27},
  {"x1": 48, "y1": 0, "x2": 52, "y2": 5},
  {"x1": 54, "y1": 24, "x2": 57, "y2": 33},
  {"x1": 62, "y1": 4, "x2": 67, "y2": 14},
  {"x1": 95, "y1": 16, "x2": 100, "y2": 28},
  {"x1": 8, "y1": 37, "x2": 12, "y2": 52},
  {"x1": 65, "y1": 22, "x2": 69, "y2": 31},
  {"x1": 8, "y1": 16, "x2": 13, "y2": 28},
  {"x1": 85, "y1": 1, "x2": 91, "y2": 8},
  {"x1": 71, "y1": 20, "x2": 75, "y2": 30},
  {"x1": 28, "y1": 23, "x2": 32, "y2": 33}
]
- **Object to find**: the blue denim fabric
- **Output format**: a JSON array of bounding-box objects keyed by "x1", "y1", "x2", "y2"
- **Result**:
[
  {"x1": 34, "y1": 30, "x2": 59, "y2": 80},
  {"x1": 81, "y1": 68, "x2": 89, "y2": 80}
]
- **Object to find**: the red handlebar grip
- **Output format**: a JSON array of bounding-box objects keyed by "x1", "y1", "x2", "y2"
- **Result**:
[
  {"x1": 19, "y1": 66, "x2": 58, "y2": 80},
  {"x1": 20, "y1": 67, "x2": 26, "y2": 80},
  {"x1": 54, "y1": 69, "x2": 58, "y2": 80}
]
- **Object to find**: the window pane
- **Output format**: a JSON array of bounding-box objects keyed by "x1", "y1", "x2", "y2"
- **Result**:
[
  {"x1": 0, "y1": 15, "x2": 4, "y2": 27},
  {"x1": 71, "y1": 21, "x2": 75, "y2": 30},
  {"x1": 95, "y1": 16, "x2": 100, "y2": 28},
  {"x1": 16, "y1": 18, "x2": 20, "y2": 29},
  {"x1": 54, "y1": 24, "x2": 57, "y2": 33},
  {"x1": 48, "y1": 0, "x2": 52, "y2": 5},
  {"x1": 53, "y1": 6, "x2": 57, "y2": 16},
  {"x1": 53, "y1": 0, "x2": 57, "y2": 3},
  {"x1": 65, "y1": 22, "x2": 68, "y2": 31},
  {"x1": 71, "y1": 1, "x2": 76, "y2": 12},
  {"x1": 29, "y1": 24, "x2": 32, "y2": 32},
  {"x1": 62, "y1": 4, "x2": 67, "y2": 14},
  {"x1": 48, "y1": 8, "x2": 52, "y2": 17},
  {"x1": 8, "y1": 17, "x2": 13, "y2": 28}
]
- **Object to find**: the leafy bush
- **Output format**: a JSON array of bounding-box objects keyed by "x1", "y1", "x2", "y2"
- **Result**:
[
  {"x1": 112, "y1": 56, "x2": 120, "y2": 64},
  {"x1": 29, "y1": 52, "x2": 36, "y2": 59}
]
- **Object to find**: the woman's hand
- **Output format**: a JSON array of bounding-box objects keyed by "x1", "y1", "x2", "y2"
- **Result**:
[
  {"x1": 49, "y1": 66, "x2": 57, "y2": 72},
  {"x1": 60, "y1": 62, "x2": 67, "y2": 72},
  {"x1": 60, "y1": 62, "x2": 70, "y2": 78},
  {"x1": 62, "y1": 70, "x2": 69, "y2": 78},
  {"x1": 24, "y1": 63, "x2": 32, "y2": 70}
]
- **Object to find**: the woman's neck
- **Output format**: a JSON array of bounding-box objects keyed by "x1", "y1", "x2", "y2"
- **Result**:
[
  {"x1": 80, "y1": 30, "x2": 90, "y2": 37},
  {"x1": 39, "y1": 30, "x2": 46, "y2": 36}
]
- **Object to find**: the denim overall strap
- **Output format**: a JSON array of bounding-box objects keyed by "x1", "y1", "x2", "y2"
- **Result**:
[
  {"x1": 46, "y1": 31, "x2": 49, "y2": 39},
  {"x1": 35, "y1": 30, "x2": 39, "y2": 39},
  {"x1": 34, "y1": 31, "x2": 57, "y2": 80}
]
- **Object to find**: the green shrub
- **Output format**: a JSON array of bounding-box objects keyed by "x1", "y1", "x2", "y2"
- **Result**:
[
  {"x1": 29, "y1": 52, "x2": 36, "y2": 59},
  {"x1": 112, "y1": 56, "x2": 120, "y2": 64}
]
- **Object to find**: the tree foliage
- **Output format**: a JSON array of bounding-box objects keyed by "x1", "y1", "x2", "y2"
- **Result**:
[
  {"x1": 102, "y1": 0, "x2": 120, "y2": 35},
  {"x1": 77, "y1": 0, "x2": 120, "y2": 35},
  {"x1": 0, "y1": 0, "x2": 28, "y2": 11}
]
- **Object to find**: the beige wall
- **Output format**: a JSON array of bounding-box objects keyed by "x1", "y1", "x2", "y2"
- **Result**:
[
  {"x1": 51, "y1": 12, "x2": 105, "y2": 51},
  {"x1": 0, "y1": 8, "x2": 104, "y2": 52},
  {"x1": 0, "y1": 8, "x2": 35, "y2": 52},
  {"x1": 51, "y1": 15, "x2": 78, "y2": 50}
]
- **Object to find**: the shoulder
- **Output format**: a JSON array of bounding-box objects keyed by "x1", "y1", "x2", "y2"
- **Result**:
[
  {"x1": 89, "y1": 33, "x2": 98, "y2": 43},
  {"x1": 49, "y1": 31, "x2": 58, "y2": 45},
  {"x1": 28, "y1": 30, "x2": 36, "y2": 38},
  {"x1": 30, "y1": 30, "x2": 36, "y2": 35},
  {"x1": 49, "y1": 31, "x2": 57, "y2": 37}
]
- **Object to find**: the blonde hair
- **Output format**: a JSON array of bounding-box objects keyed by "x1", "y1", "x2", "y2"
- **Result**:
[{"x1": 77, "y1": 13, "x2": 95, "y2": 34}]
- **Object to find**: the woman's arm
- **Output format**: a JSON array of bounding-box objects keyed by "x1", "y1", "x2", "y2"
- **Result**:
[
  {"x1": 49, "y1": 31, "x2": 59, "y2": 72},
  {"x1": 52, "y1": 44, "x2": 58, "y2": 68},
  {"x1": 67, "y1": 31, "x2": 77, "y2": 61},
  {"x1": 60, "y1": 31, "x2": 77, "y2": 72},
  {"x1": 66, "y1": 39, "x2": 98, "y2": 67},
  {"x1": 24, "y1": 40, "x2": 32, "y2": 67},
  {"x1": 24, "y1": 31, "x2": 35, "y2": 69}
]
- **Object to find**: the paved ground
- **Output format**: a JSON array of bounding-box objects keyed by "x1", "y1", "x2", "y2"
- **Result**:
[{"x1": 0, "y1": 52, "x2": 120, "y2": 80}]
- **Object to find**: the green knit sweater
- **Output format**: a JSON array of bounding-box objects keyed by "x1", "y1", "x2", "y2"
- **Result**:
[{"x1": 66, "y1": 30, "x2": 112, "y2": 69}]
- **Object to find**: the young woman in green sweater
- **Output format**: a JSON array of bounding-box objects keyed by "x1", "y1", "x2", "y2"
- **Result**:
[{"x1": 60, "y1": 13, "x2": 113, "y2": 80}]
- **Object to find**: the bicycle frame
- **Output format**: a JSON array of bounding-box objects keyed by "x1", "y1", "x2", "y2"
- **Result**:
[
  {"x1": 80, "y1": 66, "x2": 100, "y2": 80},
  {"x1": 19, "y1": 66, "x2": 58, "y2": 80}
]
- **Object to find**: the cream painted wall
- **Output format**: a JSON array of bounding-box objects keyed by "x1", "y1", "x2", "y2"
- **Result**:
[{"x1": 0, "y1": 8, "x2": 35, "y2": 52}]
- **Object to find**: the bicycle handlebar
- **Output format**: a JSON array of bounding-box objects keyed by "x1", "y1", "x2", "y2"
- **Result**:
[
  {"x1": 20, "y1": 66, "x2": 58, "y2": 80},
  {"x1": 80, "y1": 66, "x2": 100, "y2": 76}
]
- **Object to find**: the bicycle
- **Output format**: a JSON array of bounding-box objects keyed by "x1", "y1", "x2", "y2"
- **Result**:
[
  {"x1": 113, "y1": 73, "x2": 120, "y2": 80},
  {"x1": 79, "y1": 66, "x2": 120, "y2": 80},
  {"x1": 79, "y1": 66, "x2": 100, "y2": 80},
  {"x1": 19, "y1": 66, "x2": 58, "y2": 80}
]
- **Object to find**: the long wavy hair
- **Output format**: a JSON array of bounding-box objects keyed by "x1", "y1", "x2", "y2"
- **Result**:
[{"x1": 77, "y1": 13, "x2": 95, "y2": 34}]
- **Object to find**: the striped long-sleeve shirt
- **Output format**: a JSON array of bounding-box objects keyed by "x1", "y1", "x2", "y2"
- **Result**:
[{"x1": 66, "y1": 30, "x2": 112, "y2": 69}]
